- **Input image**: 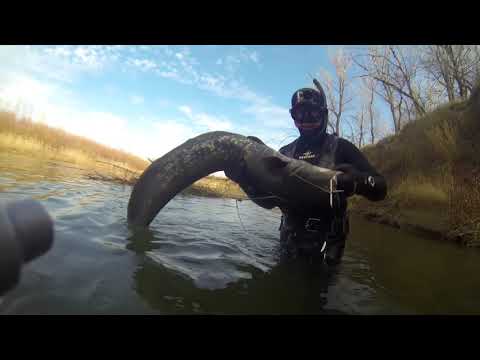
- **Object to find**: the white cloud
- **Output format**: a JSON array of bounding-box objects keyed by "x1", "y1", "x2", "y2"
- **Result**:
[
  {"x1": 0, "y1": 72, "x2": 75, "y2": 120},
  {"x1": 156, "y1": 70, "x2": 182, "y2": 81},
  {"x1": 0, "y1": 45, "x2": 127, "y2": 85},
  {"x1": 0, "y1": 46, "x2": 72, "y2": 83},
  {"x1": 1, "y1": 77, "x2": 130, "y2": 154},
  {"x1": 44, "y1": 46, "x2": 72, "y2": 58},
  {"x1": 214, "y1": 46, "x2": 261, "y2": 75},
  {"x1": 0, "y1": 72, "x2": 135, "y2": 152},
  {"x1": 143, "y1": 47, "x2": 295, "y2": 148},
  {"x1": 179, "y1": 105, "x2": 193, "y2": 118},
  {"x1": 168, "y1": 106, "x2": 289, "y2": 152},
  {"x1": 1, "y1": 46, "x2": 265, "y2": 104},
  {"x1": 143, "y1": 121, "x2": 198, "y2": 158},
  {"x1": 178, "y1": 105, "x2": 232, "y2": 131},
  {"x1": 83, "y1": 46, "x2": 281, "y2": 140},
  {"x1": 73, "y1": 47, "x2": 101, "y2": 67},
  {"x1": 243, "y1": 103, "x2": 292, "y2": 129},
  {"x1": 224, "y1": 55, "x2": 241, "y2": 73},
  {"x1": 234, "y1": 125, "x2": 297, "y2": 151},
  {"x1": 45, "y1": 45, "x2": 124, "y2": 71},
  {"x1": 153, "y1": 121, "x2": 196, "y2": 140},
  {"x1": 120, "y1": 45, "x2": 267, "y2": 107},
  {"x1": 66, "y1": 112, "x2": 130, "y2": 149},
  {"x1": 130, "y1": 95, "x2": 144, "y2": 105},
  {"x1": 249, "y1": 51, "x2": 259, "y2": 63},
  {"x1": 0, "y1": 71, "x2": 186, "y2": 161},
  {"x1": 0, "y1": 66, "x2": 229, "y2": 163},
  {"x1": 127, "y1": 58, "x2": 157, "y2": 71},
  {"x1": 195, "y1": 113, "x2": 232, "y2": 131},
  {"x1": 0, "y1": 45, "x2": 294, "y2": 165}
]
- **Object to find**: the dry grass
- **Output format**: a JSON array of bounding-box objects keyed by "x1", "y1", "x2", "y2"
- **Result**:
[
  {"x1": 188, "y1": 176, "x2": 246, "y2": 199},
  {"x1": 0, "y1": 109, "x2": 245, "y2": 197},
  {"x1": 0, "y1": 110, "x2": 149, "y2": 172},
  {"x1": 447, "y1": 164, "x2": 480, "y2": 246},
  {"x1": 0, "y1": 109, "x2": 151, "y2": 185},
  {"x1": 390, "y1": 175, "x2": 448, "y2": 208},
  {"x1": 359, "y1": 85, "x2": 480, "y2": 245}
]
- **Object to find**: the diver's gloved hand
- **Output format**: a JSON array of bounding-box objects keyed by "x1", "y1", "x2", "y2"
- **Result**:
[{"x1": 334, "y1": 163, "x2": 366, "y2": 197}]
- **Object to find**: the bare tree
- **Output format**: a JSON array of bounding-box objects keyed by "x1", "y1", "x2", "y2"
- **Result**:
[
  {"x1": 350, "y1": 77, "x2": 383, "y2": 146},
  {"x1": 474, "y1": 46, "x2": 480, "y2": 84},
  {"x1": 353, "y1": 46, "x2": 401, "y2": 134},
  {"x1": 422, "y1": 45, "x2": 480, "y2": 101},
  {"x1": 378, "y1": 79, "x2": 402, "y2": 134},
  {"x1": 423, "y1": 46, "x2": 457, "y2": 101},
  {"x1": 362, "y1": 77, "x2": 377, "y2": 144},
  {"x1": 353, "y1": 46, "x2": 433, "y2": 117},
  {"x1": 317, "y1": 47, "x2": 353, "y2": 136},
  {"x1": 352, "y1": 45, "x2": 447, "y2": 135},
  {"x1": 344, "y1": 45, "x2": 480, "y2": 143},
  {"x1": 350, "y1": 106, "x2": 367, "y2": 148},
  {"x1": 343, "y1": 116, "x2": 358, "y2": 145}
]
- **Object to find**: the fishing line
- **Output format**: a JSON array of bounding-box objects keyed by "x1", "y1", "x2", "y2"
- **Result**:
[
  {"x1": 235, "y1": 195, "x2": 284, "y2": 236},
  {"x1": 235, "y1": 199, "x2": 249, "y2": 235},
  {"x1": 291, "y1": 173, "x2": 344, "y2": 208},
  {"x1": 234, "y1": 173, "x2": 344, "y2": 234},
  {"x1": 291, "y1": 173, "x2": 344, "y2": 194}
]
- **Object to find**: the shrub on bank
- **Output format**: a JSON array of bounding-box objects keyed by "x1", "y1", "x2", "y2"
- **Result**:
[{"x1": 359, "y1": 84, "x2": 480, "y2": 245}]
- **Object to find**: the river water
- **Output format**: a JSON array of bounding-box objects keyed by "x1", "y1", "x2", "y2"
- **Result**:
[{"x1": 1, "y1": 152, "x2": 480, "y2": 315}]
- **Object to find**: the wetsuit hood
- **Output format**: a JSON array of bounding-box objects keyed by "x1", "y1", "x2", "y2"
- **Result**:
[{"x1": 290, "y1": 87, "x2": 329, "y2": 137}]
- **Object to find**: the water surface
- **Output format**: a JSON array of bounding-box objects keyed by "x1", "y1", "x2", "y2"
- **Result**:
[{"x1": 1, "y1": 152, "x2": 479, "y2": 315}]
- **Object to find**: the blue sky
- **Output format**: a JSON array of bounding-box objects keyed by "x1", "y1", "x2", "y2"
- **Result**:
[{"x1": 0, "y1": 45, "x2": 388, "y2": 175}]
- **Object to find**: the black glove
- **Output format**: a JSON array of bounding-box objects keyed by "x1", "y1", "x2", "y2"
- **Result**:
[{"x1": 334, "y1": 163, "x2": 366, "y2": 197}]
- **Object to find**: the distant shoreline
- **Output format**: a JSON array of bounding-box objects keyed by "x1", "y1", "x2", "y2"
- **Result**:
[
  {"x1": 3, "y1": 104, "x2": 478, "y2": 246},
  {"x1": 0, "y1": 109, "x2": 247, "y2": 199}
]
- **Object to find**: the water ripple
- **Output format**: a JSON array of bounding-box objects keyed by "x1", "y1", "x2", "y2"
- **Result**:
[{"x1": 4, "y1": 153, "x2": 477, "y2": 314}]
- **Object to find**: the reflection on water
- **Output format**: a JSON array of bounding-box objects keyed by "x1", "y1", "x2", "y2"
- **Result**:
[{"x1": 1, "y1": 151, "x2": 480, "y2": 314}]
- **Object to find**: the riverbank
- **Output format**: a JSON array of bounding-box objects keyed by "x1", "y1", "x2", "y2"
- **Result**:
[
  {"x1": 0, "y1": 110, "x2": 148, "y2": 179},
  {"x1": 348, "y1": 195, "x2": 450, "y2": 242},
  {"x1": 3, "y1": 91, "x2": 478, "y2": 246},
  {"x1": 350, "y1": 86, "x2": 480, "y2": 246},
  {"x1": 0, "y1": 110, "x2": 246, "y2": 198}
]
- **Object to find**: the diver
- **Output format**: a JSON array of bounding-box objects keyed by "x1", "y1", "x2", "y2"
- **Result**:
[{"x1": 225, "y1": 82, "x2": 387, "y2": 266}]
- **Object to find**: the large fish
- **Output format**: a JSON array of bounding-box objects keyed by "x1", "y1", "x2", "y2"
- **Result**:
[{"x1": 127, "y1": 131, "x2": 342, "y2": 227}]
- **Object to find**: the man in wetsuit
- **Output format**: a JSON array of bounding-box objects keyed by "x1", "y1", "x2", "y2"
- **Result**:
[{"x1": 226, "y1": 84, "x2": 387, "y2": 265}]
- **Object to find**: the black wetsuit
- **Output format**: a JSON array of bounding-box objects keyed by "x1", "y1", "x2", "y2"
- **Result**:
[
  {"x1": 276, "y1": 131, "x2": 387, "y2": 264},
  {"x1": 237, "y1": 131, "x2": 387, "y2": 265}
]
